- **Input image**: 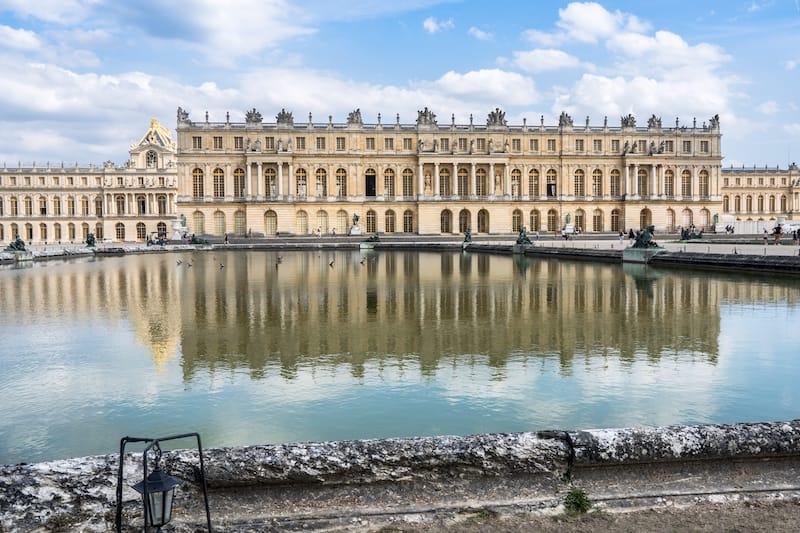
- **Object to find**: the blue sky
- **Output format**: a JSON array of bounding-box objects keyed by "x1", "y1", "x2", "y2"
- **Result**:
[{"x1": 0, "y1": 1, "x2": 798, "y2": 168}]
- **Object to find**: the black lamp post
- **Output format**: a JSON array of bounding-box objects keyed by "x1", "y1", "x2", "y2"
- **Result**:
[{"x1": 116, "y1": 432, "x2": 212, "y2": 532}]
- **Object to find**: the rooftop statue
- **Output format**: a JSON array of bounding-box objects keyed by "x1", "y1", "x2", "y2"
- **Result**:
[
  {"x1": 709, "y1": 114, "x2": 720, "y2": 128},
  {"x1": 347, "y1": 108, "x2": 363, "y2": 126},
  {"x1": 647, "y1": 114, "x2": 662, "y2": 129},
  {"x1": 621, "y1": 113, "x2": 636, "y2": 128},
  {"x1": 558, "y1": 111, "x2": 573, "y2": 128},
  {"x1": 176, "y1": 106, "x2": 190, "y2": 124},
  {"x1": 276, "y1": 108, "x2": 294, "y2": 125},
  {"x1": 487, "y1": 108, "x2": 507, "y2": 127},
  {"x1": 245, "y1": 108, "x2": 263, "y2": 124},
  {"x1": 416, "y1": 107, "x2": 437, "y2": 126}
]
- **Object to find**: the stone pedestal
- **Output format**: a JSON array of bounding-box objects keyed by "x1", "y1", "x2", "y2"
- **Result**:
[
  {"x1": 349, "y1": 226, "x2": 362, "y2": 236},
  {"x1": 622, "y1": 247, "x2": 666, "y2": 264}
]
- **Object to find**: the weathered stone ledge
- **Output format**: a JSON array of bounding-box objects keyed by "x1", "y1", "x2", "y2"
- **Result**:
[{"x1": 2, "y1": 420, "x2": 800, "y2": 531}]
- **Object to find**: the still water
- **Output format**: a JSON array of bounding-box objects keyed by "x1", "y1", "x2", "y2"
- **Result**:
[{"x1": 1, "y1": 250, "x2": 799, "y2": 465}]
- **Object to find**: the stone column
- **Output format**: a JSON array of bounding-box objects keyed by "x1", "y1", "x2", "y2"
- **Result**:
[
  {"x1": 622, "y1": 164, "x2": 628, "y2": 196},
  {"x1": 246, "y1": 163, "x2": 252, "y2": 197},
  {"x1": 225, "y1": 163, "x2": 232, "y2": 200},
  {"x1": 470, "y1": 162, "x2": 476, "y2": 196},
  {"x1": 633, "y1": 164, "x2": 639, "y2": 196},
  {"x1": 504, "y1": 164, "x2": 510, "y2": 196},
  {"x1": 278, "y1": 162, "x2": 284, "y2": 196},
  {"x1": 434, "y1": 162, "x2": 440, "y2": 197},
  {"x1": 417, "y1": 162, "x2": 424, "y2": 198}
]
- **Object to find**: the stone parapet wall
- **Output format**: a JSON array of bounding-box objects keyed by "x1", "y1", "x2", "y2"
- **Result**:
[{"x1": 3, "y1": 421, "x2": 800, "y2": 531}]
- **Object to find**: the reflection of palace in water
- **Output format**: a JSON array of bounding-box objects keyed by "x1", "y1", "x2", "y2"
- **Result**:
[{"x1": 2, "y1": 253, "x2": 799, "y2": 376}]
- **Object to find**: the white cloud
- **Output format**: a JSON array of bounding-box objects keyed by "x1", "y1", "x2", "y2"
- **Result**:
[
  {"x1": 757, "y1": 100, "x2": 779, "y2": 114},
  {"x1": 467, "y1": 27, "x2": 492, "y2": 41},
  {"x1": 785, "y1": 60, "x2": 798, "y2": 70},
  {"x1": 0, "y1": 25, "x2": 42, "y2": 51},
  {"x1": 784, "y1": 123, "x2": 800, "y2": 135},
  {"x1": 513, "y1": 49, "x2": 582, "y2": 73},
  {"x1": 423, "y1": 16, "x2": 454, "y2": 34},
  {"x1": 0, "y1": 0, "x2": 98, "y2": 24},
  {"x1": 431, "y1": 69, "x2": 538, "y2": 106}
]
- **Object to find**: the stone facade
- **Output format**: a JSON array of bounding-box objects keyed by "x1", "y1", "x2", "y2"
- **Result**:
[
  {"x1": 0, "y1": 118, "x2": 178, "y2": 245},
  {"x1": 174, "y1": 108, "x2": 725, "y2": 237},
  {"x1": 2, "y1": 110, "x2": 799, "y2": 244}
]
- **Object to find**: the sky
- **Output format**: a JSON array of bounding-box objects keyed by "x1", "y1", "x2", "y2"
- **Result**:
[{"x1": 0, "y1": 1, "x2": 798, "y2": 169}]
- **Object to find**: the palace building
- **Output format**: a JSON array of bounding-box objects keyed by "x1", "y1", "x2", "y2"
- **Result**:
[{"x1": 1, "y1": 107, "x2": 798, "y2": 245}]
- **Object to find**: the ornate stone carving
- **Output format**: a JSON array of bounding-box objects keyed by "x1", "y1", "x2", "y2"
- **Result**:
[
  {"x1": 176, "y1": 106, "x2": 190, "y2": 124},
  {"x1": 276, "y1": 108, "x2": 294, "y2": 126},
  {"x1": 486, "y1": 108, "x2": 507, "y2": 127},
  {"x1": 621, "y1": 113, "x2": 636, "y2": 128},
  {"x1": 347, "y1": 108, "x2": 363, "y2": 126},
  {"x1": 709, "y1": 114, "x2": 720, "y2": 128},
  {"x1": 416, "y1": 107, "x2": 437, "y2": 126},
  {"x1": 558, "y1": 111, "x2": 573, "y2": 128},
  {"x1": 245, "y1": 108, "x2": 263, "y2": 124},
  {"x1": 647, "y1": 114, "x2": 662, "y2": 129}
]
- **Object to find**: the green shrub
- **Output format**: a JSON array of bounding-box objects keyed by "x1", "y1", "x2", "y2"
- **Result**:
[{"x1": 564, "y1": 487, "x2": 591, "y2": 514}]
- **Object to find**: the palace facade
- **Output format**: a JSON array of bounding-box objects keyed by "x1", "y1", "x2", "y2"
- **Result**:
[{"x1": 1, "y1": 107, "x2": 798, "y2": 244}]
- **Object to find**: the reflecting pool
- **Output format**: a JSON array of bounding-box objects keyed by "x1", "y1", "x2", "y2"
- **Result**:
[{"x1": 1, "y1": 250, "x2": 799, "y2": 464}]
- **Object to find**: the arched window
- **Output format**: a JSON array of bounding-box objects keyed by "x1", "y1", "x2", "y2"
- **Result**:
[
  {"x1": 315, "y1": 168, "x2": 327, "y2": 196},
  {"x1": 682, "y1": 208, "x2": 693, "y2": 227},
  {"x1": 403, "y1": 210, "x2": 414, "y2": 233},
  {"x1": 575, "y1": 209, "x2": 585, "y2": 232},
  {"x1": 24, "y1": 196, "x2": 32, "y2": 216},
  {"x1": 316, "y1": 210, "x2": 329, "y2": 233},
  {"x1": 136, "y1": 195, "x2": 146, "y2": 215},
  {"x1": 115, "y1": 195, "x2": 125, "y2": 215},
  {"x1": 265, "y1": 168, "x2": 277, "y2": 197},
  {"x1": 54, "y1": 223, "x2": 61, "y2": 241},
  {"x1": 511, "y1": 169, "x2": 521, "y2": 198},
  {"x1": 574, "y1": 169, "x2": 585, "y2": 197},
  {"x1": 757, "y1": 195, "x2": 764, "y2": 212},
  {"x1": 94, "y1": 196, "x2": 103, "y2": 216},
  {"x1": 115, "y1": 222, "x2": 126, "y2": 241},
  {"x1": 234, "y1": 210, "x2": 246, "y2": 235},
  {"x1": 746, "y1": 195, "x2": 753, "y2": 213},
  {"x1": 530, "y1": 210, "x2": 540, "y2": 232},
  {"x1": 637, "y1": 168, "x2": 648, "y2": 196},
  {"x1": 666, "y1": 209, "x2": 676, "y2": 232},
  {"x1": 592, "y1": 209, "x2": 603, "y2": 232},
  {"x1": 365, "y1": 210, "x2": 376, "y2": 233},
  {"x1": 234, "y1": 168, "x2": 246, "y2": 198},
  {"x1": 336, "y1": 210, "x2": 349, "y2": 234},
  {"x1": 477, "y1": 209, "x2": 489, "y2": 233},
  {"x1": 157, "y1": 222, "x2": 167, "y2": 238},
  {"x1": 529, "y1": 169, "x2": 540, "y2": 197},
  {"x1": 476, "y1": 168, "x2": 487, "y2": 197},
  {"x1": 38, "y1": 196, "x2": 47, "y2": 215},
  {"x1": 402, "y1": 168, "x2": 414, "y2": 197},
  {"x1": 296, "y1": 210, "x2": 308, "y2": 234},
  {"x1": 458, "y1": 209, "x2": 471, "y2": 233},
  {"x1": 336, "y1": 168, "x2": 347, "y2": 197},
  {"x1": 296, "y1": 168, "x2": 308, "y2": 197},
  {"x1": 192, "y1": 168, "x2": 204, "y2": 198},
  {"x1": 611, "y1": 209, "x2": 621, "y2": 232},
  {"x1": 457, "y1": 167, "x2": 469, "y2": 196},
  {"x1": 547, "y1": 209, "x2": 558, "y2": 231},
  {"x1": 146, "y1": 150, "x2": 158, "y2": 168},
  {"x1": 699, "y1": 170, "x2": 709, "y2": 198},
  {"x1": 157, "y1": 195, "x2": 167, "y2": 215},
  {"x1": 681, "y1": 170, "x2": 692, "y2": 197},
  {"x1": 781, "y1": 195, "x2": 788, "y2": 212},
  {"x1": 769, "y1": 195, "x2": 776, "y2": 212},
  {"x1": 734, "y1": 196, "x2": 741, "y2": 212},
  {"x1": 136, "y1": 222, "x2": 147, "y2": 240},
  {"x1": 385, "y1": 210, "x2": 396, "y2": 233},
  {"x1": 640, "y1": 208, "x2": 652, "y2": 229},
  {"x1": 440, "y1": 210, "x2": 452, "y2": 234},
  {"x1": 67, "y1": 223, "x2": 75, "y2": 241},
  {"x1": 546, "y1": 169, "x2": 557, "y2": 197},
  {"x1": 699, "y1": 209, "x2": 710, "y2": 228},
  {"x1": 664, "y1": 170, "x2": 674, "y2": 197},
  {"x1": 10, "y1": 196, "x2": 19, "y2": 215},
  {"x1": 512, "y1": 209, "x2": 522, "y2": 232},
  {"x1": 192, "y1": 211, "x2": 205, "y2": 234},
  {"x1": 384, "y1": 169, "x2": 395, "y2": 196},
  {"x1": 592, "y1": 169, "x2": 603, "y2": 197},
  {"x1": 39, "y1": 223, "x2": 47, "y2": 241},
  {"x1": 80, "y1": 223, "x2": 89, "y2": 242},
  {"x1": 610, "y1": 170, "x2": 621, "y2": 197},
  {"x1": 723, "y1": 196, "x2": 730, "y2": 212},
  {"x1": 439, "y1": 168, "x2": 451, "y2": 196},
  {"x1": 264, "y1": 210, "x2": 278, "y2": 235},
  {"x1": 214, "y1": 211, "x2": 226, "y2": 234}
]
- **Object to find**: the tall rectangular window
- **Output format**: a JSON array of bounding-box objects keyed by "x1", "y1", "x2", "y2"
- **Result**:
[
  {"x1": 439, "y1": 138, "x2": 448, "y2": 151},
  {"x1": 529, "y1": 139, "x2": 539, "y2": 151},
  {"x1": 575, "y1": 139, "x2": 584, "y2": 152},
  {"x1": 384, "y1": 137, "x2": 394, "y2": 150},
  {"x1": 336, "y1": 137, "x2": 345, "y2": 150},
  {"x1": 192, "y1": 136, "x2": 202, "y2": 149},
  {"x1": 611, "y1": 139, "x2": 620, "y2": 152},
  {"x1": 265, "y1": 137, "x2": 275, "y2": 150},
  {"x1": 593, "y1": 139, "x2": 602, "y2": 151},
  {"x1": 234, "y1": 136, "x2": 243, "y2": 150},
  {"x1": 366, "y1": 137, "x2": 375, "y2": 150},
  {"x1": 664, "y1": 140, "x2": 674, "y2": 152},
  {"x1": 459, "y1": 138, "x2": 468, "y2": 151},
  {"x1": 547, "y1": 139, "x2": 556, "y2": 151},
  {"x1": 700, "y1": 140, "x2": 709, "y2": 153},
  {"x1": 295, "y1": 137, "x2": 306, "y2": 149},
  {"x1": 213, "y1": 136, "x2": 223, "y2": 149},
  {"x1": 512, "y1": 139, "x2": 521, "y2": 151},
  {"x1": 476, "y1": 138, "x2": 486, "y2": 151},
  {"x1": 682, "y1": 140, "x2": 692, "y2": 153},
  {"x1": 316, "y1": 137, "x2": 325, "y2": 150}
]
